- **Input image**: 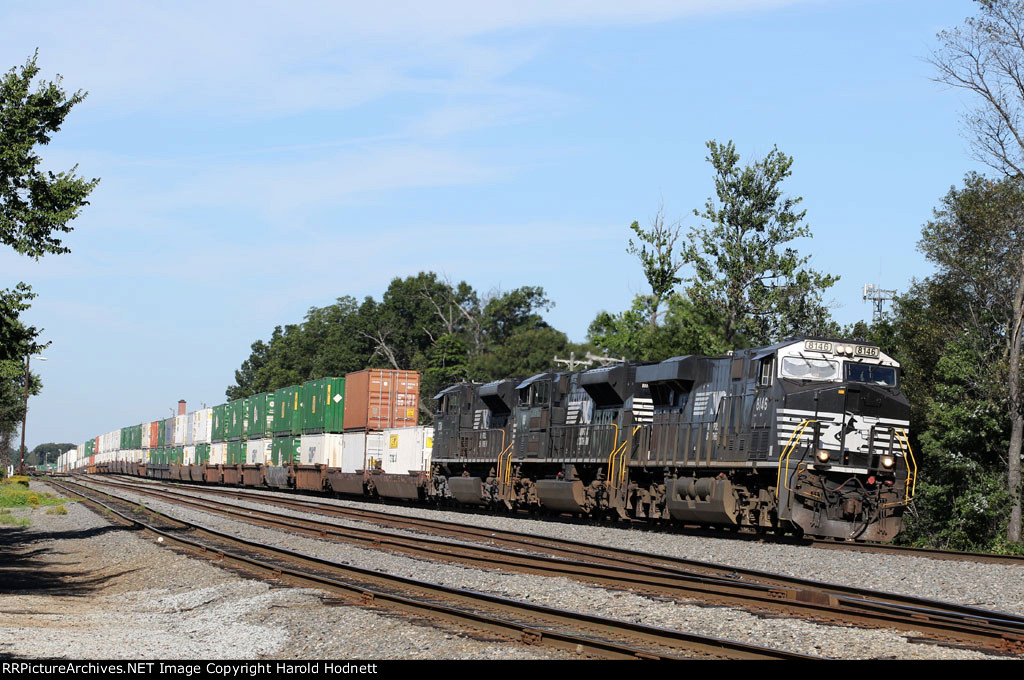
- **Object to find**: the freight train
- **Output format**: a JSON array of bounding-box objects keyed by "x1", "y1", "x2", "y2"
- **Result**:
[{"x1": 60, "y1": 336, "x2": 915, "y2": 542}]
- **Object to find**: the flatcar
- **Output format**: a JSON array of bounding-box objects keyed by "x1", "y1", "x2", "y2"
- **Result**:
[{"x1": 429, "y1": 336, "x2": 914, "y2": 542}]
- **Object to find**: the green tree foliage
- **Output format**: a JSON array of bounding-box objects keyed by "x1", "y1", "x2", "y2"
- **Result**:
[
  {"x1": 883, "y1": 174, "x2": 1024, "y2": 551},
  {"x1": 226, "y1": 273, "x2": 576, "y2": 420},
  {"x1": 25, "y1": 441, "x2": 74, "y2": 467},
  {"x1": 590, "y1": 140, "x2": 836, "y2": 360},
  {"x1": 1, "y1": 52, "x2": 95, "y2": 470},
  {"x1": 588, "y1": 294, "x2": 727, "y2": 361},
  {"x1": 685, "y1": 140, "x2": 837, "y2": 347},
  {"x1": 1, "y1": 51, "x2": 98, "y2": 259},
  {"x1": 626, "y1": 204, "x2": 686, "y2": 328},
  {"x1": 931, "y1": 0, "x2": 1024, "y2": 544}
]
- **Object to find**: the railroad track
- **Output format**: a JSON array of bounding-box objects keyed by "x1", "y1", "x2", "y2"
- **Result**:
[
  {"x1": 79, "y1": 474, "x2": 1024, "y2": 655},
  {"x1": 82, "y1": 473, "x2": 1024, "y2": 567},
  {"x1": 46, "y1": 477, "x2": 817, "y2": 661},
  {"x1": 804, "y1": 537, "x2": 1024, "y2": 565}
]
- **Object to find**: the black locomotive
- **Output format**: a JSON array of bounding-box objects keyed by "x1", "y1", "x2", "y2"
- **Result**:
[{"x1": 429, "y1": 336, "x2": 914, "y2": 542}]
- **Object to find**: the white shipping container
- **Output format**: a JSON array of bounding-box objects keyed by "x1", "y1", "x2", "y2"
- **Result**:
[
  {"x1": 192, "y1": 408, "x2": 212, "y2": 444},
  {"x1": 209, "y1": 442, "x2": 226, "y2": 466},
  {"x1": 184, "y1": 445, "x2": 195, "y2": 465},
  {"x1": 141, "y1": 424, "x2": 151, "y2": 449},
  {"x1": 246, "y1": 439, "x2": 266, "y2": 465},
  {"x1": 299, "y1": 434, "x2": 329, "y2": 466},
  {"x1": 174, "y1": 415, "x2": 187, "y2": 446},
  {"x1": 339, "y1": 431, "x2": 384, "y2": 473},
  {"x1": 380, "y1": 426, "x2": 433, "y2": 474}
]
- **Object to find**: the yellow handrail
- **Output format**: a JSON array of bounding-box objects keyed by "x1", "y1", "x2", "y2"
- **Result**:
[
  {"x1": 893, "y1": 428, "x2": 918, "y2": 503},
  {"x1": 604, "y1": 424, "x2": 620, "y2": 488},
  {"x1": 607, "y1": 425, "x2": 642, "y2": 490},
  {"x1": 499, "y1": 438, "x2": 515, "y2": 486},
  {"x1": 622, "y1": 425, "x2": 642, "y2": 486},
  {"x1": 775, "y1": 419, "x2": 818, "y2": 499}
]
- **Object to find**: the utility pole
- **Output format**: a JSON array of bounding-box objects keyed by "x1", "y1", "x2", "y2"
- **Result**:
[
  {"x1": 18, "y1": 354, "x2": 46, "y2": 475},
  {"x1": 553, "y1": 351, "x2": 626, "y2": 370},
  {"x1": 553, "y1": 351, "x2": 593, "y2": 371}
]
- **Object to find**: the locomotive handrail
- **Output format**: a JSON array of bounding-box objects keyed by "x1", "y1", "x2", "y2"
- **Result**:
[
  {"x1": 775, "y1": 419, "x2": 819, "y2": 499},
  {"x1": 893, "y1": 428, "x2": 918, "y2": 503},
  {"x1": 604, "y1": 424, "x2": 620, "y2": 488},
  {"x1": 497, "y1": 433, "x2": 514, "y2": 487},
  {"x1": 607, "y1": 424, "x2": 643, "y2": 491}
]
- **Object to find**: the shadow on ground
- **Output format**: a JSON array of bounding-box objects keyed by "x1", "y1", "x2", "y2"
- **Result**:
[{"x1": 0, "y1": 524, "x2": 142, "y2": 595}]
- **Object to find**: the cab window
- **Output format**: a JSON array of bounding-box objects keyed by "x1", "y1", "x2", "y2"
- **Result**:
[
  {"x1": 780, "y1": 356, "x2": 839, "y2": 381},
  {"x1": 845, "y1": 363, "x2": 897, "y2": 386}
]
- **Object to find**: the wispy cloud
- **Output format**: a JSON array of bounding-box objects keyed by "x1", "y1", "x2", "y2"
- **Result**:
[{"x1": 2, "y1": 1, "x2": 811, "y2": 122}]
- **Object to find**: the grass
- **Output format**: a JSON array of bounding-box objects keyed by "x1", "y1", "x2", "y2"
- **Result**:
[
  {"x1": 0, "y1": 476, "x2": 76, "y2": 509},
  {"x1": 45, "y1": 505, "x2": 67, "y2": 515},
  {"x1": 0, "y1": 512, "x2": 30, "y2": 527}
]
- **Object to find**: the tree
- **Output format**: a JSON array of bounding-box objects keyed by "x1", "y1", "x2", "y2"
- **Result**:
[
  {"x1": 931, "y1": 1, "x2": 1024, "y2": 542},
  {"x1": 684, "y1": 140, "x2": 837, "y2": 348},
  {"x1": 26, "y1": 441, "x2": 75, "y2": 467},
  {"x1": 913, "y1": 173, "x2": 1024, "y2": 545},
  {"x1": 588, "y1": 293, "x2": 727, "y2": 361},
  {"x1": 0, "y1": 51, "x2": 95, "y2": 471},
  {"x1": 626, "y1": 202, "x2": 686, "y2": 328}
]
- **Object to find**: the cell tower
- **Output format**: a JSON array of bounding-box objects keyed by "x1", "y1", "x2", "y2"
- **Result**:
[{"x1": 863, "y1": 283, "x2": 897, "y2": 323}]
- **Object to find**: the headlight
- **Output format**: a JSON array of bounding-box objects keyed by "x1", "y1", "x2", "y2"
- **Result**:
[
  {"x1": 880, "y1": 455, "x2": 895, "y2": 469},
  {"x1": 816, "y1": 449, "x2": 831, "y2": 464}
]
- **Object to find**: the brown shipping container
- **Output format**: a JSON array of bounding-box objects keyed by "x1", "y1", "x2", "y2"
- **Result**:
[{"x1": 343, "y1": 369, "x2": 420, "y2": 431}]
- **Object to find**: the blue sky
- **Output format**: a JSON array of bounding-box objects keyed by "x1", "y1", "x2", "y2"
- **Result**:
[{"x1": 0, "y1": 0, "x2": 991, "y2": 449}]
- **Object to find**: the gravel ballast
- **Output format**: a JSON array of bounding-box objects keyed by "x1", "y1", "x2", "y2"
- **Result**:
[
  {"x1": 0, "y1": 480, "x2": 568, "y2": 660},
  {"x1": 69, "y1": 477, "x2": 1024, "y2": 660}
]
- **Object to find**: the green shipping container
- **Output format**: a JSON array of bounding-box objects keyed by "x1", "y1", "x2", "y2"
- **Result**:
[
  {"x1": 226, "y1": 440, "x2": 245, "y2": 465},
  {"x1": 211, "y1": 403, "x2": 227, "y2": 442},
  {"x1": 195, "y1": 443, "x2": 210, "y2": 464},
  {"x1": 244, "y1": 392, "x2": 272, "y2": 439},
  {"x1": 301, "y1": 377, "x2": 345, "y2": 434},
  {"x1": 122, "y1": 423, "x2": 141, "y2": 450},
  {"x1": 270, "y1": 436, "x2": 300, "y2": 465},
  {"x1": 272, "y1": 385, "x2": 302, "y2": 436},
  {"x1": 225, "y1": 400, "x2": 244, "y2": 440}
]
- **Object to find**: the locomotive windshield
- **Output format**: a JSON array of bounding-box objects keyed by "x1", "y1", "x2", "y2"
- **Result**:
[
  {"x1": 845, "y1": 363, "x2": 897, "y2": 386},
  {"x1": 780, "y1": 356, "x2": 840, "y2": 381}
]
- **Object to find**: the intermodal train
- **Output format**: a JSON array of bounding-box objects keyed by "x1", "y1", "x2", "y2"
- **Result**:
[{"x1": 61, "y1": 336, "x2": 915, "y2": 542}]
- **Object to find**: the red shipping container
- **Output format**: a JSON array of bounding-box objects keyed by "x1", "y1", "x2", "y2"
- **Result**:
[
  {"x1": 343, "y1": 369, "x2": 421, "y2": 431},
  {"x1": 149, "y1": 421, "x2": 159, "y2": 447}
]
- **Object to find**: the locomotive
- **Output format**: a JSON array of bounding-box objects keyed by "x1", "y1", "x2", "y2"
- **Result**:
[{"x1": 429, "y1": 336, "x2": 914, "y2": 542}]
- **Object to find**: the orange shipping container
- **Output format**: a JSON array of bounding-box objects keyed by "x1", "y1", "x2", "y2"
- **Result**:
[
  {"x1": 343, "y1": 369, "x2": 421, "y2": 431},
  {"x1": 149, "y1": 421, "x2": 160, "y2": 448}
]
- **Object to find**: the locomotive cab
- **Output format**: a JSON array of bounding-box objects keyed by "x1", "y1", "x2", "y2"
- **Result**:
[{"x1": 772, "y1": 338, "x2": 912, "y2": 540}]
